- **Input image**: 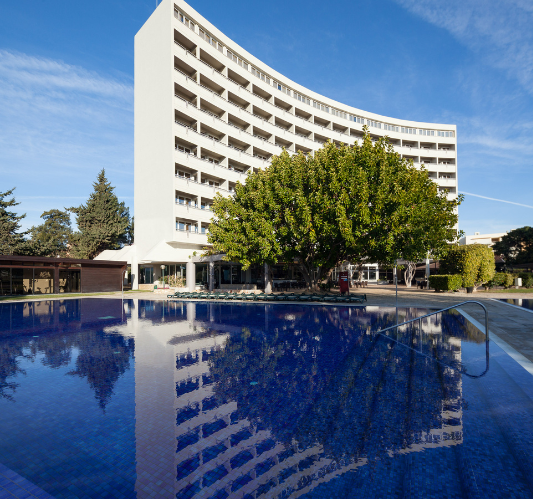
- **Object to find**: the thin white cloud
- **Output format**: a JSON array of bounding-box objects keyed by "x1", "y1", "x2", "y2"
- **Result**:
[
  {"x1": 0, "y1": 50, "x2": 132, "y2": 101},
  {"x1": 393, "y1": 0, "x2": 533, "y2": 95},
  {"x1": 0, "y1": 50, "x2": 134, "y2": 230},
  {"x1": 460, "y1": 191, "x2": 533, "y2": 209}
]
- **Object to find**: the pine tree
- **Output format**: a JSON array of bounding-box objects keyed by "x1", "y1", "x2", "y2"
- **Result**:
[
  {"x1": 69, "y1": 170, "x2": 131, "y2": 259},
  {"x1": 0, "y1": 188, "x2": 27, "y2": 255},
  {"x1": 26, "y1": 209, "x2": 72, "y2": 257}
]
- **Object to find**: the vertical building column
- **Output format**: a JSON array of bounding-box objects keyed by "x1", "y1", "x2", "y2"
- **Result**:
[
  {"x1": 264, "y1": 263, "x2": 272, "y2": 294},
  {"x1": 187, "y1": 261, "x2": 196, "y2": 291},
  {"x1": 209, "y1": 261, "x2": 215, "y2": 291},
  {"x1": 53, "y1": 265, "x2": 60, "y2": 294},
  {"x1": 131, "y1": 252, "x2": 139, "y2": 290}
]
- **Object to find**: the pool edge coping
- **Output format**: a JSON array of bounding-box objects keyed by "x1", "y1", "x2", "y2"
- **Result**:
[
  {"x1": 490, "y1": 297, "x2": 533, "y2": 315},
  {"x1": 458, "y1": 309, "x2": 533, "y2": 377}
]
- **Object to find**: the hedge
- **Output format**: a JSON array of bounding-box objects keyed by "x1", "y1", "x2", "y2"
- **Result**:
[
  {"x1": 439, "y1": 244, "x2": 495, "y2": 288},
  {"x1": 489, "y1": 272, "x2": 514, "y2": 288},
  {"x1": 428, "y1": 274, "x2": 462, "y2": 292}
]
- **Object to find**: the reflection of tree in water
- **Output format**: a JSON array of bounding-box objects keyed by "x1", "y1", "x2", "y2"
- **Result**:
[
  {"x1": 0, "y1": 330, "x2": 134, "y2": 410},
  {"x1": 67, "y1": 332, "x2": 135, "y2": 411},
  {"x1": 209, "y1": 307, "x2": 464, "y2": 465},
  {"x1": 0, "y1": 341, "x2": 32, "y2": 401}
]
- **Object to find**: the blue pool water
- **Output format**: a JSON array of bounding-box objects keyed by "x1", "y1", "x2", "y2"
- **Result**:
[
  {"x1": 1, "y1": 298, "x2": 533, "y2": 498},
  {"x1": 499, "y1": 298, "x2": 533, "y2": 311}
]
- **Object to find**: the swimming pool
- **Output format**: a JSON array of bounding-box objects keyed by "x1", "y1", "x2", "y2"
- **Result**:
[
  {"x1": 498, "y1": 298, "x2": 533, "y2": 312},
  {"x1": 1, "y1": 298, "x2": 532, "y2": 498}
]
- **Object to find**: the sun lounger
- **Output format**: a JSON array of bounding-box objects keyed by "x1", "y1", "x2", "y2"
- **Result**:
[
  {"x1": 334, "y1": 296, "x2": 350, "y2": 303},
  {"x1": 348, "y1": 294, "x2": 367, "y2": 303}
]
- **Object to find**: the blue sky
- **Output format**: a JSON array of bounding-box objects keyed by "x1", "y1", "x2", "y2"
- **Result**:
[{"x1": 1, "y1": 0, "x2": 532, "y2": 236}]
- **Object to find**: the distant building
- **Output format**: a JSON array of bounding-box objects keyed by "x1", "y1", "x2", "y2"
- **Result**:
[
  {"x1": 0, "y1": 255, "x2": 126, "y2": 296},
  {"x1": 459, "y1": 232, "x2": 506, "y2": 247}
]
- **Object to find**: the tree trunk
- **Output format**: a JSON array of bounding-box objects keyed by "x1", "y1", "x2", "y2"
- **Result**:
[
  {"x1": 298, "y1": 263, "x2": 313, "y2": 291},
  {"x1": 404, "y1": 261, "x2": 416, "y2": 288}
]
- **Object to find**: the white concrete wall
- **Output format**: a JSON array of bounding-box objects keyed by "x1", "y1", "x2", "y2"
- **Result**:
[
  {"x1": 128, "y1": 0, "x2": 459, "y2": 272},
  {"x1": 134, "y1": 1, "x2": 175, "y2": 258}
]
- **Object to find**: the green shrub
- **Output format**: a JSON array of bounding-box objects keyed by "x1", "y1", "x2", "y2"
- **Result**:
[
  {"x1": 428, "y1": 274, "x2": 462, "y2": 292},
  {"x1": 440, "y1": 245, "x2": 495, "y2": 288},
  {"x1": 518, "y1": 272, "x2": 533, "y2": 288},
  {"x1": 489, "y1": 272, "x2": 514, "y2": 288}
]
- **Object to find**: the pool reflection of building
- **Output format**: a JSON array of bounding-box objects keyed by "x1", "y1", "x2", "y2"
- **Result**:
[{"x1": 126, "y1": 300, "x2": 464, "y2": 499}]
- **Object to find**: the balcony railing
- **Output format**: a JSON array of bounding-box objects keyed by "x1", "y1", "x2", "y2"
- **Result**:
[{"x1": 174, "y1": 28, "x2": 457, "y2": 139}]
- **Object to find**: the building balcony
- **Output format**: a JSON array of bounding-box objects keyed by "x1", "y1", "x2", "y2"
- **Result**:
[
  {"x1": 174, "y1": 202, "x2": 214, "y2": 222},
  {"x1": 437, "y1": 177, "x2": 456, "y2": 186},
  {"x1": 173, "y1": 227, "x2": 210, "y2": 245}
]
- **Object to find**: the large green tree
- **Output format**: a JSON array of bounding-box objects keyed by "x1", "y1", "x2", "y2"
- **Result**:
[
  {"x1": 0, "y1": 188, "x2": 27, "y2": 255},
  {"x1": 69, "y1": 169, "x2": 131, "y2": 259},
  {"x1": 26, "y1": 209, "x2": 72, "y2": 257},
  {"x1": 493, "y1": 226, "x2": 533, "y2": 267},
  {"x1": 208, "y1": 131, "x2": 461, "y2": 288}
]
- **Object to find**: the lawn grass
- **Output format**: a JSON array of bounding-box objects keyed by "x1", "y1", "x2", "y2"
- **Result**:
[
  {"x1": 0, "y1": 290, "x2": 151, "y2": 302},
  {"x1": 484, "y1": 288, "x2": 533, "y2": 293}
]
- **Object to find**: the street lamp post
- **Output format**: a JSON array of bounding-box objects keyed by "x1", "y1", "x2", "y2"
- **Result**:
[{"x1": 160, "y1": 264, "x2": 166, "y2": 289}]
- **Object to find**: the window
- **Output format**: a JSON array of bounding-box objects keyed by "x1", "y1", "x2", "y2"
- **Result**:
[
  {"x1": 199, "y1": 29, "x2": 224, "y2": 52},
  {"x1": 201, "y1": 155, "x2": 219, "y2": 164},
  {"x1": 437, "y1": 131, "x2": 455, "y2": 137},
  {"x1": 140, "y1": 266, "x2": 154, "y2": 285},
  {"x1": 366, "y1": 120, "x2": 381, "y2": 129},
  {"x1": 174, "y1": 9, "x2": 195, "y2": 31},
  {"x1": 177, "y1": 145, "x2": 194, "y2": 155},
  {"x1": 350, "y1": 115, "x2": 364, "y2": 124},
  {"x1": 176, "y1": 195, "x2": 196, "y2": 207},
  {"x1": 293, "y1": 92, "x2": 311, "y2": 105},
  {"x1": 250, "y1": 67, "x2": 270, "y2": 85},
  {"x1": 313, "y1": 101, "x2": 330, "y2": 113},
  {"x1": 176, "y1": 221, "x2": 198, "y2": 232},
  {"x1": 227, "y1": 51, "x2": 248, "y2": 70},
  {"x1": 195, "y1": 264, "x2": 208, "y2": 286},
  {"x1": 383, "y1": 124, "x2": 399, "y2": 132},
  {"x1": 332, "y1": 109, "x2": 346, "y2": 119},
  {"x1": 177, "y1": 170, "x2": 196, "y2": 181}
]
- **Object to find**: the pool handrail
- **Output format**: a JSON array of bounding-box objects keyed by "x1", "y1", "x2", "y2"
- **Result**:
[{"x1": 377, "y1": 300, "x2": 489, "y2": 379}]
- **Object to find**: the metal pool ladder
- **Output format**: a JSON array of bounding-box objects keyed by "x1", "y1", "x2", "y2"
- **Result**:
[{"x1": 377, "y1": 301, "x2": 489, "y2": 379}]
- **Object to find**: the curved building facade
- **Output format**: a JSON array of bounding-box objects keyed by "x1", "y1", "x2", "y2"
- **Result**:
[{"x1": 104, "y1": 0, "x2": 457, "y2": 289}]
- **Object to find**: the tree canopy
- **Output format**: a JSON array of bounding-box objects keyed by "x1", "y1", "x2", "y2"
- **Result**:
[
  {"x1": 69, "y1": 169, "x2": 131, "y2": 259},
  {"x1": 493, "y1": 226, "x2": 533, "y2": 267},
  {"x1": 208, "y1": 131, "x2": 461, "y2": 288},
  {"x1": 26, "y1": 209, "x2": 72, "y2": 257},
  {"x1": 0, "y1": 188, "x2": 27, "y2": 255}
]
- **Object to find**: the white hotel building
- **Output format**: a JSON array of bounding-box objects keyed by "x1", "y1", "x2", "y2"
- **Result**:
[{"x1": 97, "y1": 0, "x2": 458, "y2": 290}]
